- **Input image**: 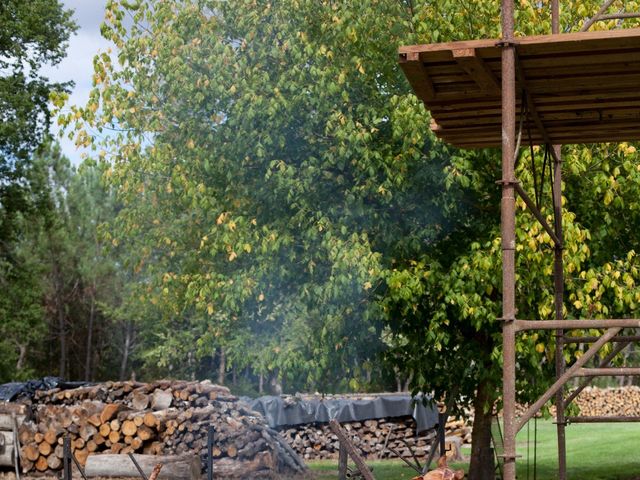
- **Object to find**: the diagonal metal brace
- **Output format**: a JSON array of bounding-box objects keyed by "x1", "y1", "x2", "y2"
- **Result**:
[
  {"x1": 564, "y1": 340, "x2": 631, "y2": 408},
  {"x1": 128, "y1": 454, "x2": 149, "y2": 480},
  {"x1": 514, "y1": 182, "x2": 562, "y2": 247},
  {"x1": 581, "y1": 0, "x2": 617, "y2": 31},
  {"x1": 516, "y1": 327, "x2": 621, "y2": 432},
  {"x1": 513, "y1": 52, "x2": 562, "y2": 166}
]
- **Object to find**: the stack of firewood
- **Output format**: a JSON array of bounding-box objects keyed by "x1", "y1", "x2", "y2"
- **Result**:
[
  {"x1": 572, "y1": 386, "x2": 640, "y2": 417},
  {"x1": 16, "y1": 380, "x2": 305, "y2": 477},
  {"x1": 514, "y1": 386, "x2": 640, "y2": 418},
  {"x1": 278, "y1": 416, "x2": 472, "y2": 460}
]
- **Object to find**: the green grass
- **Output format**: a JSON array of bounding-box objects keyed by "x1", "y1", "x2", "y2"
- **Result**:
[
  {"x1": 308, "y1": 459, "x2": 432, "y2": 479},
  {"x1": 308, "y1": 420, "x2": 640, "y2": 479},
  {"x1": 514, "y1": 419, "x2": 640, "y2": 479}
]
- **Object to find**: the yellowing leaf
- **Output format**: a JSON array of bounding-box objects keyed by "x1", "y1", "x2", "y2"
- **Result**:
[
  {"x1": 228, "y1": 251, "x2": 237, "y2": 261},
  {"x1": 207, "y1": 303, "x2": 214, "y2": 315}
]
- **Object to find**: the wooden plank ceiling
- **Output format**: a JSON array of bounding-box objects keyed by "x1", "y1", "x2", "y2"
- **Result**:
[{"x1": 399, "y1": 28, "x2": 640, "y2": 148}]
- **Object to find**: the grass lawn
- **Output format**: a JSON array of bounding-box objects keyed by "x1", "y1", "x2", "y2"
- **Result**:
[{"x1": 308, "y1": 420, "x2": 640, "y2": 479}]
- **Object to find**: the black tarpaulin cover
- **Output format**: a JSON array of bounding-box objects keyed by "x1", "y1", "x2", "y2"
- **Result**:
[
  {"x1": 247, "y1": 393, "x2": 439, "y2": 433},
  {"x1": 0, "y1": 377, "x2": 89, "y2": 402}
]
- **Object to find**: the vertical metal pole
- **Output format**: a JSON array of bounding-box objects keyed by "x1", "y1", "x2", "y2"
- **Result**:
[
  {"x1": 553, "y1": 145, "x2": 567, "y2": 480},
  {"x1": 552, "y1": 0, "x2": 560, "y2": 34},
  {"x1": 551, "y1": 2, "x2": 567, "y2": 479},
  {"x1": 438, "y1": 412, "x2": 446, "y2": 457},
  {"x1": 207, "y1": 425, "x2": 214, "y2": 480},
  {"x1": 63, "y1": 436, "x2": 72, "y2": 480},
  {"x1": 501, "y1": 1, "x2": 517, "y2": 480}
]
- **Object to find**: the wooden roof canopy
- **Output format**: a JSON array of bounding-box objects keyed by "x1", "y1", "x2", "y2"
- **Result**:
[{"x1": 399, "y1": 28, "x2": 640, "y2": 148}]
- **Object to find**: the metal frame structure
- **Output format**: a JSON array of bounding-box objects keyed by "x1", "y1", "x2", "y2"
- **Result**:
[
  {"x1": 398, "y1": 1, "x2": 640, "y2": 478},
  {"x1": 500, "y1": 2, "x2": 640, "y2": 480}
]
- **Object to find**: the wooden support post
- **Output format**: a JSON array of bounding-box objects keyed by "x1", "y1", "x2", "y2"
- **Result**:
[
  {"x1": 338, "y1": 444, "x2": 348, "y2": 480},
  {"x1": 207, "y1": 426, "x2": 214, "y2": 480},
  {"x1": 329, "y1": 420, "x2": 375, "y2": 480}
]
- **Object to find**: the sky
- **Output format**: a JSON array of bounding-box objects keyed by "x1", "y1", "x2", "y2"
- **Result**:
[{"x1": 42, "y1": 0, "x2": 111, "y2": 165}]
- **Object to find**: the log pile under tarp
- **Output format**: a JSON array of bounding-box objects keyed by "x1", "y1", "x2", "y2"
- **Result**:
[
  {"x1": 278, "y1": 416, "x2": 472, "y2": 460},
  {"x1": 14, "y1": 380, "x2": 306, "y2": 478}
]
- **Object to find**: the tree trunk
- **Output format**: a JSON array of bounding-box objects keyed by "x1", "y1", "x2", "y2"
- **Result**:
[
  {"x1": 57, "y1": 287, "x2": 67, "y2": 378},
  {"x1": 217, "y1": 348, "x2": 225, "y2": 385},
  {"x1": 258, "y1": 373, "x2": 264, "y2": 394},
  {"x1": 468, "y1": 377, "x2": 495, "y2": 480},
  {"x1": 85, "y1": 292, "x2": 95, "y2": 381},
  {"x1": 16, "y1": 343, "x2": 27, "y2": 371},
  {"x1": 402, "y1": 372, "x2": 413, "y2": 392},
  {"x1": 119, "y1": 320, "x2": 133, "y2": 380},
  {"x1": 49, "y1": 239, "x2": 67, "y2": 379},
  {"x1": 269, "y1": 371, "x2": 282, "y2": 395}
]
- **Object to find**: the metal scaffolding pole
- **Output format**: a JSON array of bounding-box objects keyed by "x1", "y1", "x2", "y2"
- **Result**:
[
  {"x1": 501, "y1": 1, "x2": 517, "y2": 479},
  {"x1": 551, "y1": 3, "x2": 567, "y2": 479}
]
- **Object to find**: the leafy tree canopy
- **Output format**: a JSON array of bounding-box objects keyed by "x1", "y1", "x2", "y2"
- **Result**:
[
  {"x1": 64, "y1": 1, "x2": 640, "y2": 476},
  {"x1": 0, "y1": 0, "x2": 76, "y2": 164}
]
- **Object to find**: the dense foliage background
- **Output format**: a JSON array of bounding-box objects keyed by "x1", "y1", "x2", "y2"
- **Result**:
[
  {"x1": 4, "y1": 0, "x2": 640, "y2": 415},
  {"x1": 7, "y1": 1, "x2": 640, "y2": 475}
]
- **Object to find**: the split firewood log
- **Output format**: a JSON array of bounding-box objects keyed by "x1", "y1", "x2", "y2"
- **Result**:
[{"x1": 414, "y1": 456, "x2": 464, "y2": 480}]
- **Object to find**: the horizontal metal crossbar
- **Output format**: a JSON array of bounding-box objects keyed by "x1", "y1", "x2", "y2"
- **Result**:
[
  {"x1": 568, "y1": 416, "x2": 640, "y2": 423},
  {"x1": 575, "y1": 367, "x2": 640, "y2": 377},
  {"x1": 562, "y1": 335, "x2": 640, "y2": 343},
  {"x1": 564, "y1": 340, "x2": 631, "y2": 408},
  {"x1": 515, "y1": 327, "x2": 621, "y2": 432},
  {"x1": 516, "y1": 319, "x2": 640, "y2": 331}
]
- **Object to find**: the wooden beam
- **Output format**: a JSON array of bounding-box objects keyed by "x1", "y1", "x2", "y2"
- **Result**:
[
  {"x1": 514, "y1": 51, "x2": 562, "y2": 163},
  {"x1": 452, "y1": 48, "x2": 501, "y2": 95},
  {"x1": 399, "y1": 52, "x2": 436, "y2": 101},
  {"x1": 328, "y1": 420, "x2": 375, "y2": 480},
  {"x1": 399, "y1": 27, "x2": 640, "y2": 58}
]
